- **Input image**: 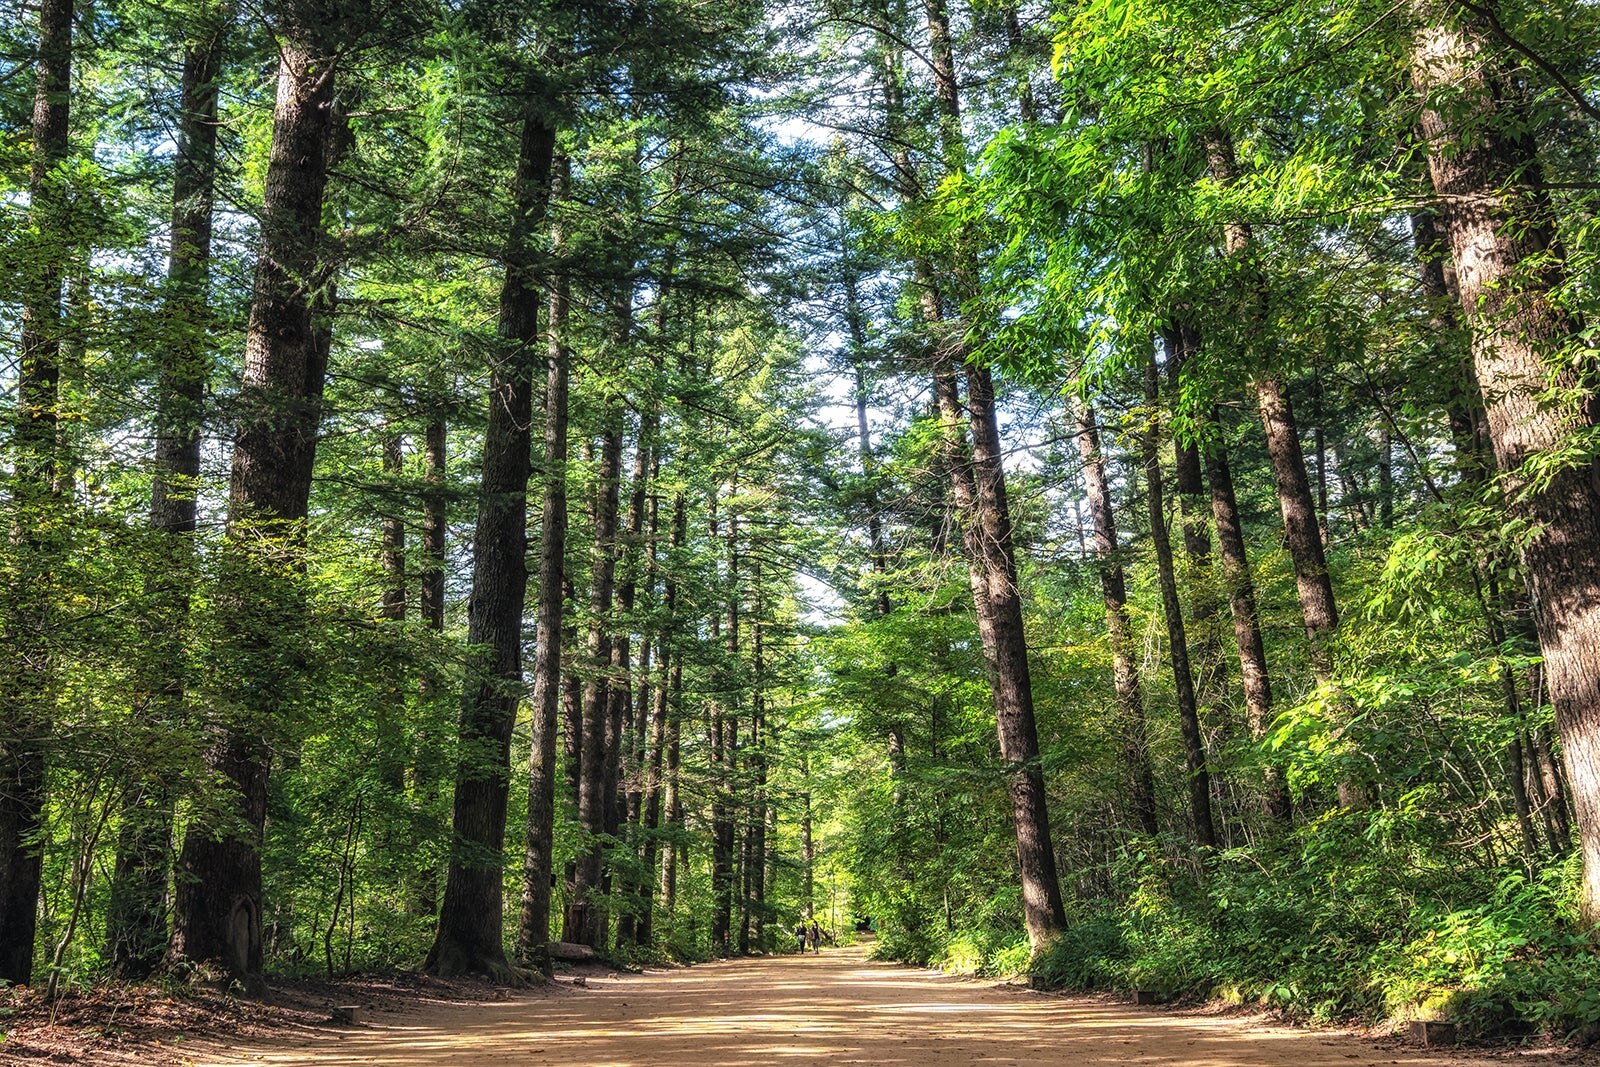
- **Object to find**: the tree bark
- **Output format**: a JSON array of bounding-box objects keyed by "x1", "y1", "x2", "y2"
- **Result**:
[
  {"x1": 425, "y1": 93, "x2": 554, "y2": 978},
  {"x1": 711, "y1": 491, "x2": 740, "y2": 954},
  {"x1": 657, "y1": 492, "x2": 687, "y2": 933},
  {"x1": 1255, "y1": 375, "x2": 1341, "y2": 674},
  {"x1": 964, "y1": 364, "x2": 1069, "y2": 947},
  {"x1": 1164, "y1": 326, "x2": 1225, "y2": 705},
  {"x1": 613, "y1": 389, "x2": 655, "y2": 949},
  {"x1": 738, "y1": 570, "x2": 769, "y2": 954},
  {"x1": 1204, "y1": 130, "x2": 1341, "y2": 683},
  {"x1": 168, "y1": 19, "x2": 342, "y2": 987},
  {"x1": 598, "y1": 283, "x2": 642, "y2": 952},
  {"x1": 562, "y1": 570, "x2": 583, "y2": 812},
  {"x1": 1204, "y1": 437, "x2": 1291, "y2": 822},
  {"x1": 406, "y1": 411, "x2": 447, "y2": 920},
  {"x1": 906, "y1": 0, "x2": 1066, "y2": 950},
  {"x1": 845, "y1": 268, "x2": 892, "y2": 617},
  {"x1": 419, "y1": 419, "x2": 447, "y2": 629},
  {"x1": 1076, "y1": 405, "x2": 1160, "y2": 838},
  {"x1": 1143, "y1": 357, "x2": 1217, "y2": 847},
  {"x1": 1415, "y1": 205, "x2": 1548, "y2": 863},
  {"x1": 844, "y1": 256, "x2": 909, "y2": 833},
  {"x1": 637, "y1": 625, "x2": 669, "y2": 946},
  {"x1": 516, "y1": 155, "x2": 570, "y2": 969},
  {"x1": 626, "y1": 314, "x2": 667, "y2": 945},
  {"x1": 1204, "y1": 126, "x2": 1359, "y2": 808},
  {"x1": 104, "y1": 3, "x2": 228, "y2": 980},
  {"x1": 1411, "y1": 0, "x2": 1600, "y2": 921},
  {"x1": 570, "y1": 404, "x2": 623, "y2": 948},
  {"x1": 0, "y1": 0, "x2": 73, "y2": 987}
]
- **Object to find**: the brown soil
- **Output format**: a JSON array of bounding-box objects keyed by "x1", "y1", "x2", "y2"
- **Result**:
[
  {"x1": 0, "y1": 970, "x2": 531, "y2": 1065},
  {"x1": 133, "y1": 945, "x2": 1596, "y2": 1067}
]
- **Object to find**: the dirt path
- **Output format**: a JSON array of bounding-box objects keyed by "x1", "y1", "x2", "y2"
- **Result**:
[{"x1": 191, "y1": 945, "x2": 1568, "y2": 1067}]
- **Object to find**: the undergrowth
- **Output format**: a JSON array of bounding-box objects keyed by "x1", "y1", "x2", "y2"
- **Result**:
[{"x1": 873, "y1": 824, "x2": 1600, "y2": 1043}]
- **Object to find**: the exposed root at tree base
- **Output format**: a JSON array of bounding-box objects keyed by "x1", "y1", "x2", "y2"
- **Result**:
[{"x1": 421, "y1": 938, "x2": 544, "y2": 986}]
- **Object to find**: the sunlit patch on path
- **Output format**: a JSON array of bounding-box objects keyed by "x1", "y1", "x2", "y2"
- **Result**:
[{"x1": 194, "y1": 944, "x2": 1512, "y2": 1067}]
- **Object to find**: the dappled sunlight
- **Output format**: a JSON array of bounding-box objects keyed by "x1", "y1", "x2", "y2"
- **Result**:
[{"x1": 196, "y1": 945, "x2": 1506, "y2": 1067}]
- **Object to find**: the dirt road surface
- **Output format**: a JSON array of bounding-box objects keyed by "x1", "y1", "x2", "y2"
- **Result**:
[{"x1": 190, "y1": 945, "x2": 1564, "y2": 1067}]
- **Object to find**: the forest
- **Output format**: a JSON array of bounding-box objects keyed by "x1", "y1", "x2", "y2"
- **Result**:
[{"x1": 2, "y1": 0, "x2": 1599, "y2": 1050}]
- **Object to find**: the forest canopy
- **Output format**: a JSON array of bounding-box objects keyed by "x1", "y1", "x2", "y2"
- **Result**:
[{"x1": 2, "y1": 0, "x2": 1600, "y2": 1043}]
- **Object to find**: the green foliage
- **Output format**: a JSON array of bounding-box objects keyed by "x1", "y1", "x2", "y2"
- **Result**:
[
  {"x1": 6, "y1": 0, "x2": 1600, "y2": 1050},
  {"x1": 890, "y1": 846, "x2": 1600, "y2": 1040}
]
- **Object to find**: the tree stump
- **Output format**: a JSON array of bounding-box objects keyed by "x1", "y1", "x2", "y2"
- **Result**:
[{"x1": 1409, "y1": 1021, "x2": 1457, "y2": 1047}]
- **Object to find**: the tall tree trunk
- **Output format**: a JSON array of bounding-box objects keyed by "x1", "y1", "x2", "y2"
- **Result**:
[
  {"x1": 1206, "y1": 127, "x2": 1356, "y2": 808},
  {"x1": 1076, "y1": 405, "x2": 1160, "y2": 838},
  {"x1": 711, "y1": 492, "x2": 740, "y2": 954},
  {"x1": 613, "y1": 389, "x2": 655, "y2": 949},
  {"x1": 801, "y1": 755, "x2": 815, "y2": 921},
  {"x1": 169, "y1": 21, "x2": 342, "y2": 987},
  {"x1": 626, "y1": 332, "x2": 667, "y2": 946},
  {"x1": 420, "y1": 419, "x2": 447, "y2": 630},
  {"x1": 844, "y1": 268, "x2": 891, "y2": 615},
  {"x1": 1204, "y1": 130, "x2": 1341, "y2": 683},
  {"x1": 375, "y1": 432, "x2": 409, "y2": 791},
  {"x1": 909, "y1": 0, "x2": 1066, "y2": 950},
  {"x1": 571, "y1": 405, "x2": 623, "y2": 948},
  {"x1": 1143, "y1": 357, "x2": 1216, "y2": 847},
  {"x1": 964, "y1": 364, "x2": 1069, "y2": 947},
  {"x1": 657, "y1": 492, "x2": 687, "y2": 932},
  {"x1": 1411, "y1": 0, "x2": 1600, "y2": 921},
  {"x1": 0, "y1": 0, "x2": 73, "y2": 987},
  {"x1": 106, "y1": 4, "x2": 227, "y2": 979},
  {"x1": 562, "y1": 570, "x2": 583, "y2": 811},
  {"x1": 1164, "y1": 326, "x2": 1225, "y2": 702},
  {"x1": 1533, "y1": 724, "x2": 1573, "y2": 852},
  {"x1": 406, "y1": 411, "x2": 447, "y2": 919},
  {"x1": 1255, "y1": 377, "x2": 1341, "y2": 675},
  {"x1": 637, "y1": 627, "x2": 669, "y2": 947},
  {"x1": 739, "y1": 576, "x2": 769, "y2": 954},
  {"x1": 844, "y1": 259, "x2": 909, "y2": 835},
  {"x1": 1204, "y1": 438, "x2": 1291, "y2": 822},
  {"x1": 425, "y1": 94, "x2": 554, "y2": 978},
  {"x1": 380, "y1": 435, "x2": 407, "y2": 623},
  {"x1": 598, "y1": 290, "x2": 642, "y2": 954},
  {"x1": 1416, "y1": 207, "x2": 1547, "y2": 863},
  {"x1": 1001, "y1": 4, "x2": 1036, "y2": 122},
  {"x1": 516, "y1": 155, "x2": 570, "y2": 969}
]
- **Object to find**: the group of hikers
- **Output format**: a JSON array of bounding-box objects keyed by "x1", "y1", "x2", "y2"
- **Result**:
[{"x1": 793, "y1": 919, "x2": 826, "y2": 954}]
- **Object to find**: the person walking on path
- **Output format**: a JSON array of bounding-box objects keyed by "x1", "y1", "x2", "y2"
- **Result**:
[
  {"x1": 808, "y1": 921, "x2": 822, "y2": 954},
  {"x1": 794, "y1": 922, "x2": 807, "y2": 954}
]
